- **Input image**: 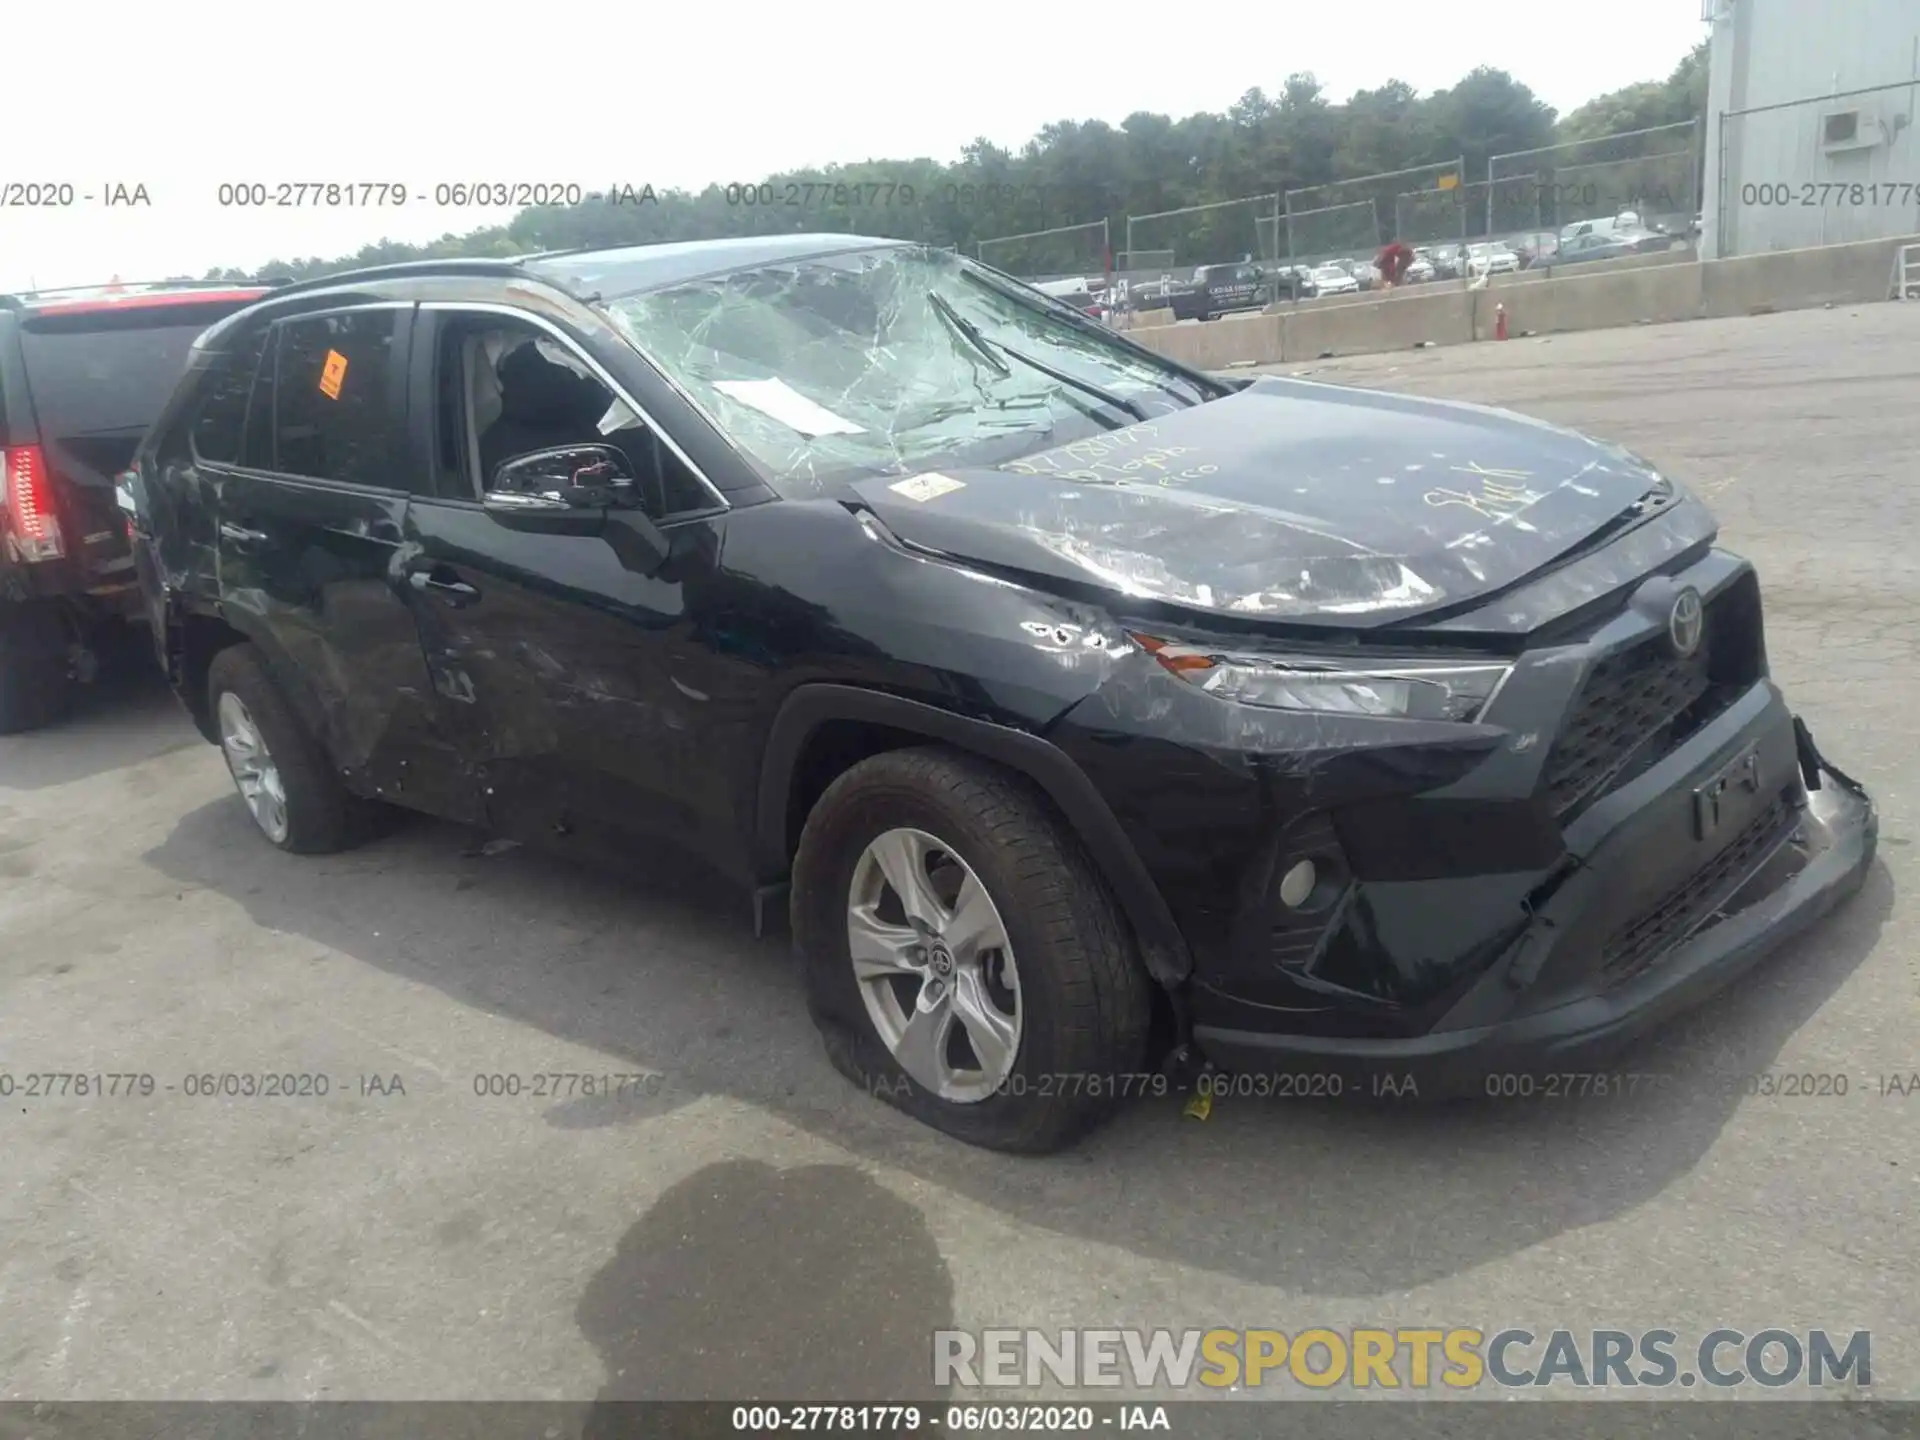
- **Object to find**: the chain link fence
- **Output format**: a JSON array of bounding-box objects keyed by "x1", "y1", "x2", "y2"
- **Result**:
[
  {"x1": 976, "y1": 219, "x2": 1109, "y2": 283},
  {"x1": 1489, "y1": 121, "x2": 1703, "y2": 239},
  {"x1": 1392, "y1": 185, "x2": 1475, "y2": 249},
  {"x1": 1281, "y1": 200, "x2": 1380, "y2": 265},
  {"x1": 1286, "y1": 160, "x2": 1466, "y2": 259},
  {"x1": 1123, "y1": 194, "x2": 1282, "y2": 275},
  {"x1": 1716, "y1": 81, "x2": 1920, "y2": 257}
]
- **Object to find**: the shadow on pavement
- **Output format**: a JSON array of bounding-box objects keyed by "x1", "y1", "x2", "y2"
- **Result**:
[
  {"x1": 577, "y1": 1158, "x2": 953, "y2": 1421},
  {"x1": 0, "y1": 628, "x2": 196, "y2": 792},
  {"x1": 143, "y1": 791, "x2": 1895, "y2": 1303}
]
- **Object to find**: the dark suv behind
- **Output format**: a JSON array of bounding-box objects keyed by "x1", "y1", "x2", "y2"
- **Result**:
[
  {"x1": 0, "y1": 282, "x2": 270, "y2": 730},
  {"x1": 126, "y1": 237, "x2": 1876, "y2": 1153}
]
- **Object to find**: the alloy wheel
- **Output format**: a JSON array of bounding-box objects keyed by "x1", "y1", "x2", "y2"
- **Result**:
[
  {"x1": 846, "y1": 827, "x2": 1022, "y2": 1103},
  {"x1": 217, "y1": 690, "x2": 290, "y2": 844}
]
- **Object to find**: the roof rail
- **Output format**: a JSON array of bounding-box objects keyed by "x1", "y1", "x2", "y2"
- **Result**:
[{"x1": 259, "y1": 256, "x2": 542, "y2": 299}]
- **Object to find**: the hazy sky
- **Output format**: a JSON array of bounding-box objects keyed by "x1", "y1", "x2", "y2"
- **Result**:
[{"x1": 0, "y1": 0, "x2": 1706, "y2": 291}]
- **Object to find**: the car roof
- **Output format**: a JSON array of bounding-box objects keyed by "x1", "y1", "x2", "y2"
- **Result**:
[
  {"x1": 221, "y1": 235, "x2": 922, "y2": 325},
  {"x1": 524, "y1": 234, "x2": 911, "y2": 298}
]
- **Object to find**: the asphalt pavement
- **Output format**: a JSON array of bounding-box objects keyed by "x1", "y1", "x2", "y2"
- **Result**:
[{"x1": 1, "y1": 304, "x2": 1914, "y2": 1412}]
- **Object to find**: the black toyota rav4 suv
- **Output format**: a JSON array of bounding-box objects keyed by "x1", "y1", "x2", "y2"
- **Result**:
[
  {"x1": 125, "y1": 236, "x2": 1876, "y2": 1152},
  {"x1": 0, "y1": 282, "x2": 271, "y2": 730}
]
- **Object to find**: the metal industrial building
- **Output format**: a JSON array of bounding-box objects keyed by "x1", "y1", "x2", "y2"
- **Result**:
[{"x1": 1702, "y1": 0, "x2": 1920, "y2": 258}]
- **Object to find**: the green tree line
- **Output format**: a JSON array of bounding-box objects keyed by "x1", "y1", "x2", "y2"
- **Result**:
[{"x1": 203, "y1": 44, "x2": 1706, "y2": 283}]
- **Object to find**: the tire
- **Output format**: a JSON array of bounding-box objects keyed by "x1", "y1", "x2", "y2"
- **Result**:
[
  {"x1": 0, "y1": 602, "x2": 74, "y2": 735},
  {"x1": 791, "y1": 746, "x2": 1153, "y2": 1154},
  {"x1": 206, "y1": 644, "x2": 375, "y2": 854}
]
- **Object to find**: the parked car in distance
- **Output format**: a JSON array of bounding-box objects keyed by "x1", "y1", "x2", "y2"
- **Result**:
[
  {"x1": 1167, "y1": 263, "x2": 1276, "y2": 321},
  {"x1": 1127, "y1": 278, "x2": 1174, "y2": 308},
  {"x1": 1512, "y1": 232, "x2": 1559, "y2": 269},
  {"x1": 1430, "y1": 244, "x2": 1465, "y2": 280},
  {"x1": 1254, "y1": 263, "x2": 1307, "y2": 302},
  {"x1": 127, "y1": 236, "x2": 1876, "y2": 1154},
  {"x1": 1467, "y1": 242, "x2": 1521, "y2": 276},
  {"x1": 0, "y1": 280, "x2": 273, "y2": 731},
  {"x1": 1558, "y1": 227, "x2": 1679, "y2": 264},
  {"x1": 1030, "y1": 277, "x2": 1105, "y2": 318},
  {"x1": 1558, "y1": 213, "x2": 1650, "y2": 248},
  {"x1": 1403, "y1": 253, "x2": 1436, "y2": 283},
  {"x1": 1308, "y1": 262, "x2": 1359, "y2": 296}
]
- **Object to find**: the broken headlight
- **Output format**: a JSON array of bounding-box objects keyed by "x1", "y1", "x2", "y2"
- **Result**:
[{"x1": 1133, "y1": 635, "x2": 1512, "y2": 722}]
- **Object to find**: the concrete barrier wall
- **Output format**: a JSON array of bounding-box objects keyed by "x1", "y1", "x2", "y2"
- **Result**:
[
  {"x1": 1124, "y1": 232, "x2": 1920, "y2": 367},
  {"x1": 1129, "y1": 310, "x2": 1284, "y2": 368},
  {"x1": 1472, "y1": 263, "x2": 1703, "y2": 340},
  {"x1": 1287, "y1": 288, "x2": 1473, "y2": 359},
  {"x1": 1500, "y1": 246, "x2": 1695, "y2": 283},
  {"x1": 1700, "y1": 233, "x2": 1920, "y2": 316},
  {"x1": 1129, "y1": 291, "x2": 1472, "y2": 366}
]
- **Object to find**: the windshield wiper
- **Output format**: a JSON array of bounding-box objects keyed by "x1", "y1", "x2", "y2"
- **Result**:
[
  {"x1": 928, "y1": 291, "x2": 1011, "y2": 377},
  {"x1": 929, "y1": 291, "x2": 1147, "y2": 423},
  {"x1": 955, "y1": 268, "x2": 1218, "y2": 408},
  {"x1": 995, "y1": 337, "x2": 1150, "y2": 423}
]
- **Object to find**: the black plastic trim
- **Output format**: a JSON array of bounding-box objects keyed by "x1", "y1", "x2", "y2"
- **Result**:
[{"x1": 754, "y1": 683, "x2": 1193, "y2": 985}]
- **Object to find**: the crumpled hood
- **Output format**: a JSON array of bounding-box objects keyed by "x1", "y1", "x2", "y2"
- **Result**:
[{"x1": 850, "y1": 375, "x2": 1670, "y2": 628}]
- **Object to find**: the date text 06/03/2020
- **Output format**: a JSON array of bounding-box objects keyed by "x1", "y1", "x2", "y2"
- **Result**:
[{"x1": 727, "y1": 1403, "x2": 1173, "y2": 1432}]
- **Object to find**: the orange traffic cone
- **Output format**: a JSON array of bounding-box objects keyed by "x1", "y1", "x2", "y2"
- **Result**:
[{"x1": 1494, "y1": 303, "x2": 1508, "y2": 340}]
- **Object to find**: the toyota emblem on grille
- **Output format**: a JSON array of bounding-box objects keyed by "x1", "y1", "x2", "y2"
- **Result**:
[{"x1": 1668, "y1": 587, "x2": 1704, "y2": 658}]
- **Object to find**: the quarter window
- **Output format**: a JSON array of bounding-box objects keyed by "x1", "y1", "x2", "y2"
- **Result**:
[
  {"x1": 190, "y1": 327, "x2": 270, "y2": 464},
  {"x1": 270, "y1": 310, "x2": 406, "y2": 485}
]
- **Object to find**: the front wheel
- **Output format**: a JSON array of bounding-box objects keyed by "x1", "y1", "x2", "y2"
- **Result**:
[{"x1": 791, "y1": 747, "x2": 1153, "y2": 1154}]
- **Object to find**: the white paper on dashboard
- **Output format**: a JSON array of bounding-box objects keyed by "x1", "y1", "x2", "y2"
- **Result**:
[{"x1": 713, "y1": 378, "x2": 867, "y2": 437}]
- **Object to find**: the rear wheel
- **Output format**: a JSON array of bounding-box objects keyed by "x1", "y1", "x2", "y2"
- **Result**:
[
  {"x1": 792, "y1": 747, "x2": 1153, "y2": 1154},
  {"x1": 0, "y1": 602, "x2": 74, "y2": 734},
  {"x1": 207, "y1": 645, "x2": 375, "y2": 854}
]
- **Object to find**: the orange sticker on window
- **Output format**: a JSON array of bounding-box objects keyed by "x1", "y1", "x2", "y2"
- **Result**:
[{"x1": 318, "y1": 349, "x2": 348, "y2": 399}]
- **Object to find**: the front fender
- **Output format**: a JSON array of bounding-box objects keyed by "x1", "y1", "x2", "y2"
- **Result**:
[{"x1": 754, "y1": 682, "x2": 1194, "y2": 987}]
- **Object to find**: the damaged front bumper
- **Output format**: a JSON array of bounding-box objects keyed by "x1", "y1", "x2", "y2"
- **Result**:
[{"x1": 1190, "y1": 710, "x2": 1877, "y2": 1096}]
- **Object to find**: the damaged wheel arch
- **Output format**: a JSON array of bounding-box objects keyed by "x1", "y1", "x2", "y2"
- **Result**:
[{"x1": 755, "y1": 683, "x2": 1195, "y2": 987}]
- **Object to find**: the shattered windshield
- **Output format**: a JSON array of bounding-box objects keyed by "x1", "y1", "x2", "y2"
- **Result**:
[{"x1": 600, "y1": 245, "x2": 1218, "y2": 494}]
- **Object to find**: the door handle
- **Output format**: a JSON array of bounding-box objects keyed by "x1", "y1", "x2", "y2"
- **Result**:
[
  {"x1": 219, "y1": 522, "x2": 271, "y2": 548},
  {"x1": 408, "y1": 569, "x2": 480, "y2": 607}
]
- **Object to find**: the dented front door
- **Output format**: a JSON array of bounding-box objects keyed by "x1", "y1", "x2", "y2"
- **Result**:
[{"x1": 397, "y1": 499, "x2": 722, "y2": 859}]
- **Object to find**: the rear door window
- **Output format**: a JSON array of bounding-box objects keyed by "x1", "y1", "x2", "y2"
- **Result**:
[{"x1": 269, "y1": 309, "x2": 409, "y2": 486}]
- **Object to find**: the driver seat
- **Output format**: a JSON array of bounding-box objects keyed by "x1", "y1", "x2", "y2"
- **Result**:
[{"x1": 478, "y1": 341, "x2": 608, "y2": 485}]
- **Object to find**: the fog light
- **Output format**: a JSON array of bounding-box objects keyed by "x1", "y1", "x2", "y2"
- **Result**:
[{"x1": 1278, "y1": 859, "x2": 1318, "y2": 909}]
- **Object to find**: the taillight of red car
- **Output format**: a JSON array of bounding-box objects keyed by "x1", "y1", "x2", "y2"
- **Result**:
[{"x1": 1, "y1": 444, "x2": 65, "y2": 562}]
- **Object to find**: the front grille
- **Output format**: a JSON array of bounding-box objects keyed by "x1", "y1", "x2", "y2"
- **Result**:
[
  {"x1": 1599, "y1": 792, "x2": 1798, "y2": 984},
  {"x1": 1543, "y1": 618, "x2": 1738, "y2": 823}
]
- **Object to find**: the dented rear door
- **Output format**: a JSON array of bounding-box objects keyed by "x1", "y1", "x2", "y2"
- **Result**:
[{"x1": 216, "y1": 304, "x2": 469, "y2": 816}]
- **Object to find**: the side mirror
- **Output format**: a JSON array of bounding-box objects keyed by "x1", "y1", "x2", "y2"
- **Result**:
[{"x1": 483, "y1": 444, "x2": 635, "y2": 535}]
